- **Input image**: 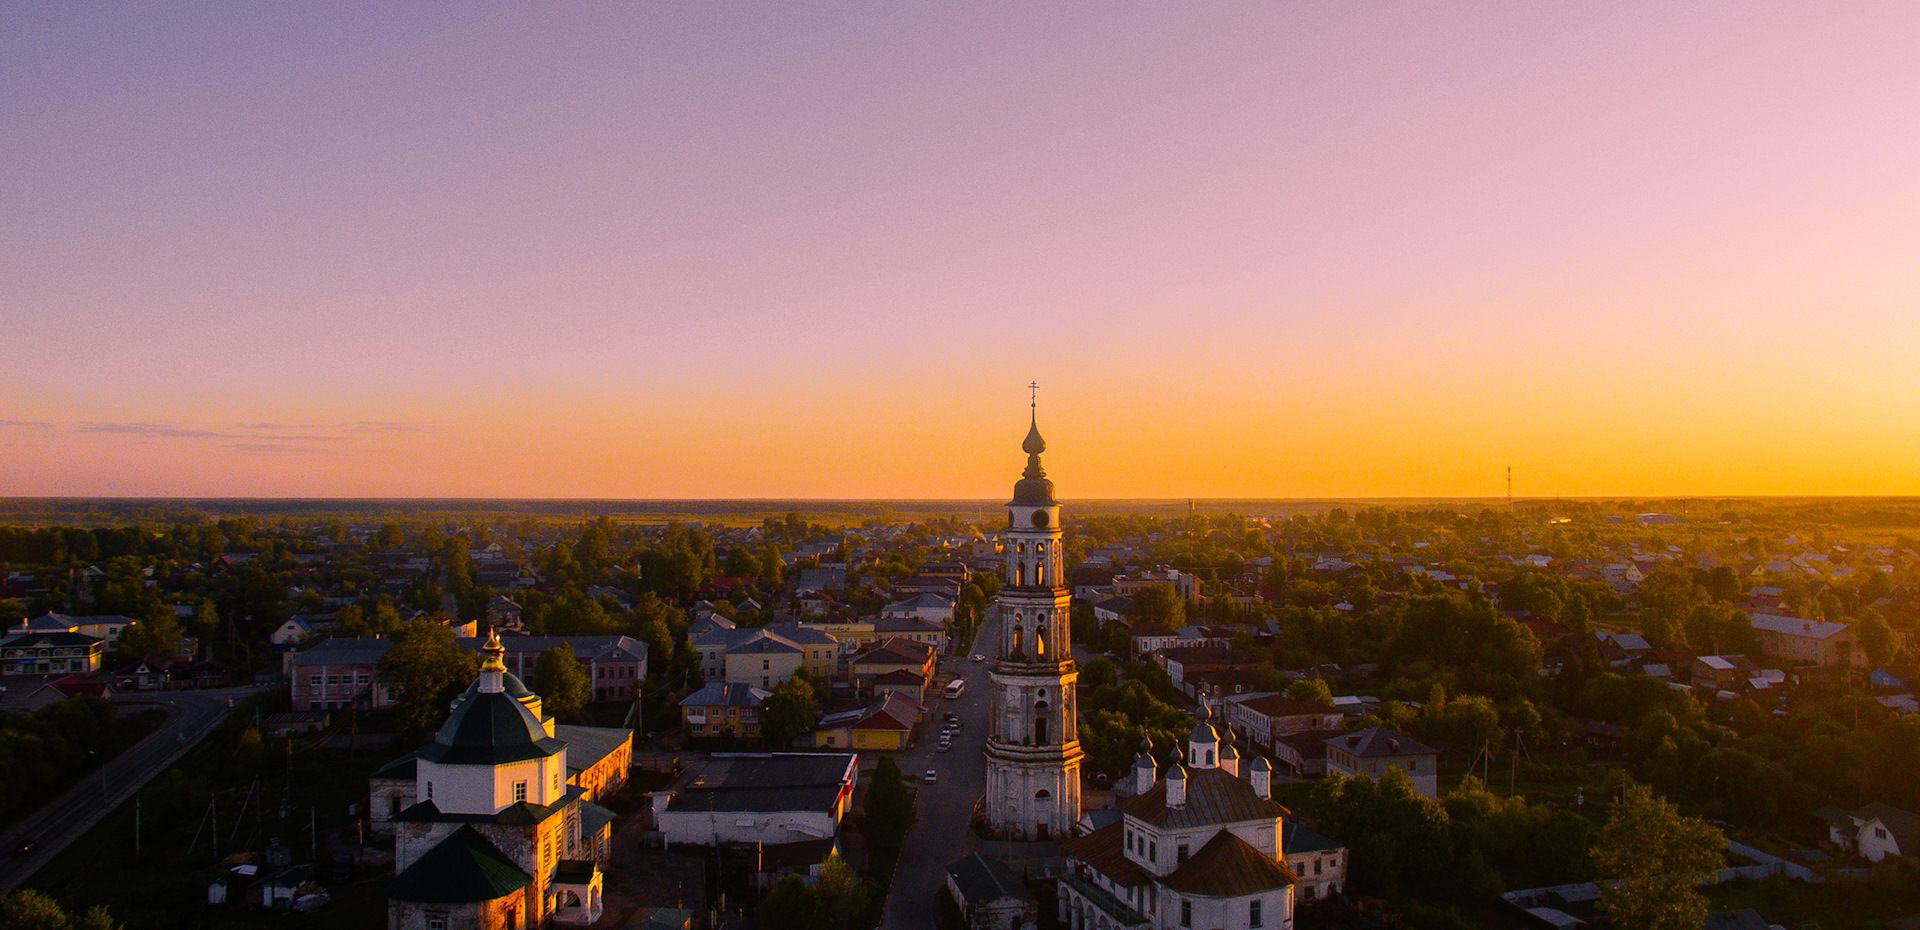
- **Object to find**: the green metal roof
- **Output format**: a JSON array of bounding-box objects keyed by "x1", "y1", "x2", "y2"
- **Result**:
[
  {"x1": 383, "y1": 825, "x2": 530, "y2": 904},
  {"x1": 418, "y1": 686, "x2": 566, "y2": 766}
]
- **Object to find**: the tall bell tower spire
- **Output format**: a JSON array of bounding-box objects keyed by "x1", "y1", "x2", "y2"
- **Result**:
[{"x1": 985, "y1": 387, "x2": 1082, "y2": 841}]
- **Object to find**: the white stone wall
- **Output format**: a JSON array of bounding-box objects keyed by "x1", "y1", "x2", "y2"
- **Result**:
[
  {"x1": 655, "y1": 807, "x2": 840, "y2": 848},
  {"x1": 416, "y1": 753, "x2": 566, "y2": 816},
  {"x1": 1154, "y1": 886, "x2": 1293, "y2": 930}
]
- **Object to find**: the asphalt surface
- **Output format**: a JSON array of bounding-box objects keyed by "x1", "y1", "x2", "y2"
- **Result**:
[
  {"x1": 0, "y1": 686, "x2": 258, "y2": 895},
  {"x1": 880, "y1": 620, "x2": 1000, "y2": 930}
]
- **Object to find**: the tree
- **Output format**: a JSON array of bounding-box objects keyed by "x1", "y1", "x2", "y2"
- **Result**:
[
  {"x1": 1130, "y1": 584, "x2": 1185, "y2": 628},
  {"x1": 531, "y1": 646, "x2": 591, "y2": 721},
  {"x1": 115, "y1": 611, "x2": 182, "y2": 658},
  {"x1": 861, "y1": 756, "x2": 916, "y2": 853},
  {"x1": 1309, "y1": 768, "x2": 1451, "y2": 897},
  {"x1": 1286, "y1": 678, "x2": 1335, "y2": 708},
  {"x1": 1860, "y1": 613, "x2": 1901, "y2": 669},
  {"x1": 1592, "y1": 784, "x2": 1725, "y2": 930},
  {"x1": 381, "y1": 619, "x2": 480, "y2": 732},
  {"x1": 762, "y1": 675, "x2": 818, "y2": 747},
  {"x1": 1638, "y1": 565, "x2": 1701, "y2": 649},
  {"x1": 0, "y1": 890, "x2": 117, "y2": 930},
  {"x1": 757, "y1": 875, "x2": 827, "y2": 930}
]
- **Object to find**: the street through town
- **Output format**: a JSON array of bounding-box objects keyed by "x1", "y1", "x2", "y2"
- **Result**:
[{"x1": 881, "y1": 618, "x2": 999, "y2": 930}]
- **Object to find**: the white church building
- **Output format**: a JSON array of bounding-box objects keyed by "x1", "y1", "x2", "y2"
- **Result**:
[{"x1": 1058, "y1": 710, "x2": 1306, "y2": 930}]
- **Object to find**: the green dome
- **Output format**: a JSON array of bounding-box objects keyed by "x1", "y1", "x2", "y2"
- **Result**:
[{"x1": 419, "y1": 681, "x2": 564, "y2": 766}]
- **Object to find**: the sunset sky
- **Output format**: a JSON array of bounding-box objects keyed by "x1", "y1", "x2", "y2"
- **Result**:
[{"x1": 5, "y1": 3, "x2": 1920, "y2": 499}]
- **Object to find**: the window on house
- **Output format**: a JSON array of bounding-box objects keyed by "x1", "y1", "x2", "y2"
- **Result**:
[
  {"x1": 308, "y1": 676, "x2": 320, "y2": 686},
  {"x1": 1180, "y1": 900, "x2": 1191, "y2": 927},
  {"x1": 1877, "y1": 826, "x2": 1889, "y2": 839},
  {"x1": 1176, "y1": 844, "x2": 1188, "y2": 864},
  {"x1": 1314, "y1": 859, "x2": 1322, "y2": 875},
  {"x1": 427, "y1": 915, "x2": 447, "y2": 930},
  {"x1": 425, "y1": 781, "x2": 433, "y2": 800},
  {"x1": 326, "y1": 675, "x2": 339, "y2": 685},
  {"x1": 514, "y1": 781, "x2": 528, "y2": 802},
  {"x1": 1149, "y1": 842, "x2": 1157, "y2": 861},
  {"x1": 1250, "y1": 900, "x2": 1262, "y2": 928},
  {"x1": 1407, "y1": 760, "x2": 1417, "y2": 771}
]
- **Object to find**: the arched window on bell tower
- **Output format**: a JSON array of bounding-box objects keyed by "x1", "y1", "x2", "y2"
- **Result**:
[{"x1": 1034, "y1": 700, "x2": 1050, "y2": 744}]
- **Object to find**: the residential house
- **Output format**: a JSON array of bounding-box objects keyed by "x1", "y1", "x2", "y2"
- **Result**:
[
  {"x1": 1324, "y1": 727, "x2": 1438, "y2": 798},
  {"x1": 1121, "y1": 622, "x2": 1182, "y2": 657},
  {"x1": 1747, "y1": 613, "x2": 1863, "y2": 667},
  {"x1": 1155, "y1": 647, "x2": 1264, "y2": 698},
  {"x1": 269, "y1": 616, "x2": 314, "y2": 647},
  {"x1": 680, "y1": 682, "x2": 772, "y2": 740},
  {"x1": 291, "y1": 637, "x2": 395, "y2": 710},
  {"x1": 485, "y1": 596, "x2": 524, "y2": 632},
  {"x1": 1272, "y1": 728, "x2": 1345, "y2": 778},
  {"x1": 454, "y1": 635, "x2": 649, "y2": 702},
  {"x1": 874, "y1": 616, "x2": 948, "y2": 655},
  {"x1": 1225, "y1": 695, "x2": 1344, "y2": 752},
  {"x1": 1114, "y1": 569, "x2": 1200, "y2": 602},
  {"x1": 881, "y1": 593, "x2": 956, "y2": 627},
  {"x1": 946, "y1": 853, "x2": 1039, "y2": 930},
  {"x1": 1818, "y1": 803, "x2": 1920, "y2": 862},
  {"x1": 1072, "y1": 566, "x2": 1119, "y2": 603},
  {"x1": 812, "y1": 692, "x2": 920, "y2": 751},
  {"x1": 848, "y1": 637, "x2": 935, "y2": 698},
  {"x1": 1280, "y1": 821, "x2": 1347, "y2": 904}
]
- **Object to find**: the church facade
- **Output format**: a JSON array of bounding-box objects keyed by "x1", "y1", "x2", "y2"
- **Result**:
[
  {"x1": 1058, "y1": 713, "x2": 1299, "y2": 930},
  {"x1": 984, "y1": 407, "x2": 1084, "y2": 840},
  {"x1": 382, "y1": 630, "x2": 615, "y2": 929}
]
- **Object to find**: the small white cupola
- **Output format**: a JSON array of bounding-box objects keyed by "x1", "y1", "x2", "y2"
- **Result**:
[
  {"x1": 1187, "y1": 703, "x2": 1219, "y2": 770},
  {"x1": 1132, "y1": 738, "x2": 1158, "y2": 795}
]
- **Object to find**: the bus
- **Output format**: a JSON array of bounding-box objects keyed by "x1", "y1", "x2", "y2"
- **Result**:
[{"x1": 944, "y1": 679, "x2": 966, "y2": 699}]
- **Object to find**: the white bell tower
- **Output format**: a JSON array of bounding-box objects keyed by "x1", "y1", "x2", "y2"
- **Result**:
[{"x1": 984, "y1": 386, "x2": 1083, "y2": 841}]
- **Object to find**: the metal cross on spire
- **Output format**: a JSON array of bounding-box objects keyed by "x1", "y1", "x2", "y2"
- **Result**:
[{"x1": 1029, "y1": 381, "x2": 1039, "y2": 412}]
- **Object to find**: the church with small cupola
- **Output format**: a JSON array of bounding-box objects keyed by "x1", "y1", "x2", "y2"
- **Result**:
[
  {"x1": 381, "y1": 630, "x2": 617, "y2": 930},
  {"x1": 1058, "y1": 708, "x2": 1308, "y2": 930}
]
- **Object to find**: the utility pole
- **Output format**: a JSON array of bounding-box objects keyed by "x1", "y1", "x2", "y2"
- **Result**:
[
  {"x1": 1507, "y1": 465, "x2": 1513, "y2": 511},
  {"x1": 134, "y1": 793, "x2": 140, "y2": 858}
]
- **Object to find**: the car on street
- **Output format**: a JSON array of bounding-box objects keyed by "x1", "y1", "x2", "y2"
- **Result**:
[
  {"x1": 923, "y1": 769, "x2": 938, "y2": 784},
  {"x1": 14, "y1": 840, "x2": 33, "y2": 856},
  {"x1": 971, "y1": 654, "x2": 985, "y2": 662},
  {"x1": 938, "y1": 739, "x2": 952, "y2": 752}
]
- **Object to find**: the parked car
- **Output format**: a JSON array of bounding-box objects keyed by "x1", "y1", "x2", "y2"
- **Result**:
[
  {"x1": 971, "y1": 654, "x2": 986, "y2": 662},
  {"x1": 923, "y1": 769, "x2": 938, "y2": 784}
]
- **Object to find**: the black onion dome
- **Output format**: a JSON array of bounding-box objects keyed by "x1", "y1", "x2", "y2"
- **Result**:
[
  {"x1": 418, "y1": 682, "x2": 565, "y2": 766},
  {"x1": 1010, "y1": 413, "x2": 1058, "y2": 506},
  {"x1": 1023, "y1": 418, "x2": 1046, "y2": 455}
]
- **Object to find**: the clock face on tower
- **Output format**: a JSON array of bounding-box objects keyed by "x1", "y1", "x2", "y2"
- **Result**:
[{"x1": 1031, "y1": 510, "x2": 1049, "y2": 528}]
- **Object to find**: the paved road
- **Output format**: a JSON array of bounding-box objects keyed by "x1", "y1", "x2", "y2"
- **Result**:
[
  {"x1": 0, "y1": 686, "x2": 260, "y2": 895},
  {"x1": 881, "y1": 619, "x2": 1000, "y2": 930}
]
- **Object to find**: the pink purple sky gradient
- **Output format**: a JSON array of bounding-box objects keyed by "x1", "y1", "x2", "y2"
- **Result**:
[{"x1": 5, "y1": 3, "x2": 1920, "y2": 498}]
